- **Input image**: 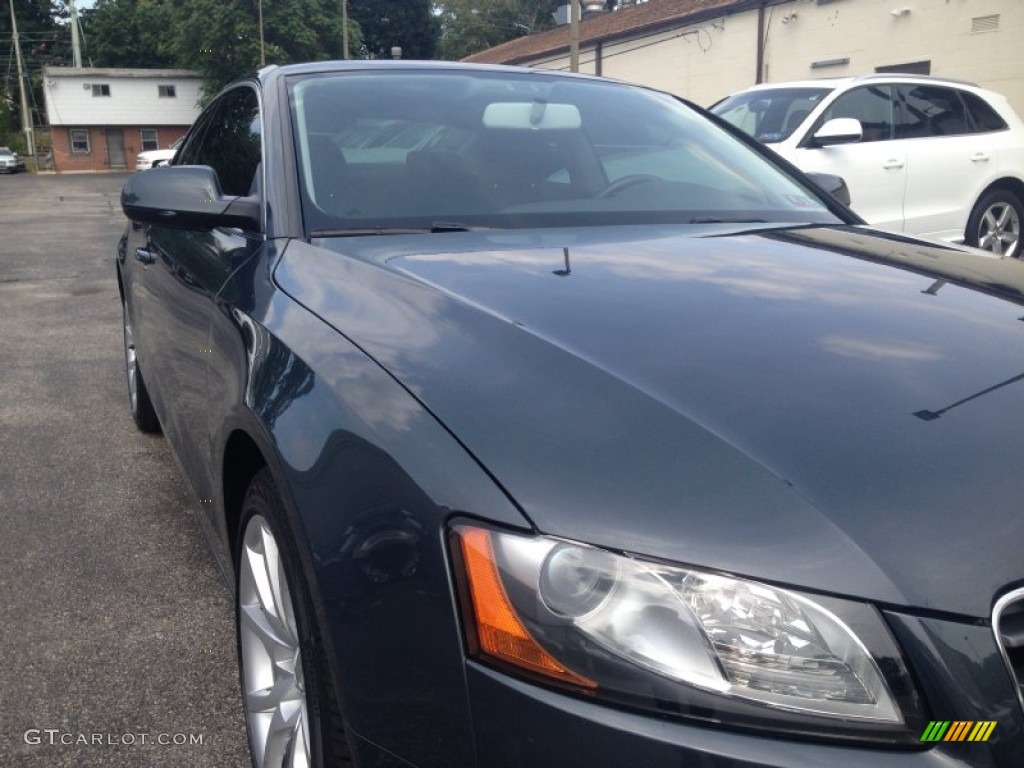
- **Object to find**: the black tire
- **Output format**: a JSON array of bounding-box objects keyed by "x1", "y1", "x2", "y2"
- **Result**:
[
  {"x1": 235, "y1": 468, "x2": 353, "y2": 768},
  {"x1": 965, "y1": 188, "x2": 1023, "y2": 259},
  {"x1": 121, "y1": 299, "x2": 160, "y2": 433}
]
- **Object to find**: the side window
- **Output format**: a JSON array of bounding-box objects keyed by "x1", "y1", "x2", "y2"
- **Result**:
[
  {"x1": 961, "y1": 91, "x2": 1008, "y2": 133},
  {"x1": 177, "y1": 87, "x2": 262, "y2": 196},
  {"x1": 194, "y1": 87, "x2": 262, "y2": 196},
  {"x1": 895, "y1": 85, "x2": 969, "y2": 139},
  {"x1": 818, "y1": 85, "x2": 893, "y2": 143},
  {"x1": 174, "y1": 104, "x2": 219, "y2": 167}
]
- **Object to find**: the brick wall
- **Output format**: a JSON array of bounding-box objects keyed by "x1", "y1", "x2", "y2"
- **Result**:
[{"x1": 50, "y1": 125, "x2": 190, "y2": 172}]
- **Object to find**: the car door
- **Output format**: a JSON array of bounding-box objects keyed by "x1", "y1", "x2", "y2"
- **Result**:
[
  {"x1": 787, "y1": 84, "x2": 907, "y2": 232},
  {"x1": 895, "y1": 84, "x2": 997, "y2": 241},
  {"x1": 136, "y1": 84, "x2": 264, "y2": 497},
  {"x1": 127, "y1": 102, "x2": 220, "y2": 423}
]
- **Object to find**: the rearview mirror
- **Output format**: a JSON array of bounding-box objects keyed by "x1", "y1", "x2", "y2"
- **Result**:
[
  {"x1": 483, "y1": 102, "x2": 582, "y2": 130},
  {"x1": 121, "y1": 165, "x2": 260, "y2": 231}
]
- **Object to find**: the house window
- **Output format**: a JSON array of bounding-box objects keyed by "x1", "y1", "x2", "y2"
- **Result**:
[
  {"x1": 70, "y1": 129, "x2": 90, "y2": 154},
  {"x1": 92, "y1": 84, "x2": 110, "y2": 97},
  {"x1": 140, "y1": 129, "x2": 159, "y2": 151},
  {"x1": 158, "y1": 84, "x2": 177, "y2": 98}
]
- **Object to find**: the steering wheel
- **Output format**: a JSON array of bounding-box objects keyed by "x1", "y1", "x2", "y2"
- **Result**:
[{"x1": 598, "y1": 174, "x2": 663, "y2": 198}]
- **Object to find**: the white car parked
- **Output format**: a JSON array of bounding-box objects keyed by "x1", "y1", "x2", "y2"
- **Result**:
[
  {"x1": 712, "y1": 75, "x2": 1024, "y2": 258},
  {"x1": 135, "y1": 137, "x2": 183, "y2": 171},
  {"x1": 0, "y1": 146, "x2": 23, "y2": 173}
]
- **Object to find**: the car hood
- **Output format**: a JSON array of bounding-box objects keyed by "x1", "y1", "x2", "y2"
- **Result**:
[{"x1": 276, "y1": 224, "x2": 1024, "y2": 617}]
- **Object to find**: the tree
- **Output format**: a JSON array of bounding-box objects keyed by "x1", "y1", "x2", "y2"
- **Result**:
[
  {"x1": 348, "y1": 0, "x2": 436, "y2": 60},
  {"x1": 174, "y1": 0, "x2": 362, "y2": 94},
  {"x1": 1, "y1": 1, "x2": 70, "y2": 152},
  {"x1": 434, "y1": 0, "x2": 559, "y2": 61},
  {"x1": 0, "y1": 95, "x2": 18, "y2": 148},
  {"x1": 77, "y1": 0, "x2": 361, "y2": 96},
  {"x1": 80, "y1": 0, "x2": 177, "y2": 69}
]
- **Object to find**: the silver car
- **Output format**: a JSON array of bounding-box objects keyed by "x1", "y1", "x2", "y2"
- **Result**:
[{"x1": 0, "y1": 147, "x2": 22, "y2": 173}]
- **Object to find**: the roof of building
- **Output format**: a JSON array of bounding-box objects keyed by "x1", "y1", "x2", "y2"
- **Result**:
[
  {"x1": 463, "y1": 0, "x2": 746, "y2": 65},
  {"x1": 44, "y1": 67, "x2": 201, "y2": 79}
]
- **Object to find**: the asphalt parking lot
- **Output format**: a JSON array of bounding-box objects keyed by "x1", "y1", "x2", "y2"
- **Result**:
[{"x1": 0, "y1": 173, "x2": 250, "y2": 767}]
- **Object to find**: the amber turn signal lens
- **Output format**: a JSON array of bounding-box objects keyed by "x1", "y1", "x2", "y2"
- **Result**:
[{"x1": 458, "y1": 527, "x2": 595, "y2": 689}]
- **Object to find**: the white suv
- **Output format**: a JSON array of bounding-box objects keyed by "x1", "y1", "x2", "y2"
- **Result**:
[{"x1": 712, "y1": 75, "x2": 1024, "y2": 258}]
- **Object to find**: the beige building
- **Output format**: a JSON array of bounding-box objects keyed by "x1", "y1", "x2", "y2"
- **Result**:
[{"x1": 465, "y1": 0, "x2": 1024, "y2": 114}]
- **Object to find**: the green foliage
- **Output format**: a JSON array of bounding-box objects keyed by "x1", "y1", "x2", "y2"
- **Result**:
[
  {"x1": 348, "y1": 0, "x2": 436, "y2": 60},
  {"x1": 0, "y1": 0, "x2": 66, "y2": 41},
  {"x1": 80, "y1": 0, "x2": 177, "y2": 69},
  {"x1": 171, "y1": 0, "x2": 361, "y2": 94},
  {"x1": 435, "y1": 0, "x2": 560, "y2": 61},
  {"x1": 172, "y1": 0, "x2": 267, "y2": 92},
  {"x1": 77, "y1": 0, "x2": 361, "y2": 96},
  {"x1": 2, "y1": 1, "x2": 71, "y2": 151},
  {"x1": 0, "y1": 96, "x2": 18, "y2": 147}
]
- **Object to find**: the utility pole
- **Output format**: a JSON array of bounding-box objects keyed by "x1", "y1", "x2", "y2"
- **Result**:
[
  {"x1": 69, "y1": 0, "x2": 82, "y2": 68},
  {"x1": 9, "y1": 0, "x2": 36, "y2": 162},
  {"x1": 342, "y1": 0, "x2": 349, "y2": 59},
  {"x1": 569, "y1": 0, "x2": 580, "y2": 72},
  {"x1": 258, "y1": 0, "x2": 266, "y2": 65}
]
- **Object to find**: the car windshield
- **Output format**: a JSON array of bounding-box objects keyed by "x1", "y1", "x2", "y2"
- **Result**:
[
  {"x1": 288, "y1": 71, "x2": 843, "y2": 233},
  {"x1": 712, "y1": 87, "x2": 832, "y2": 143},
  {"x1": 0, "y1": 148, "x2": 13, "y2": 156}
]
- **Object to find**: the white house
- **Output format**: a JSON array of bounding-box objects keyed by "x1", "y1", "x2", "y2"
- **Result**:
[{"x1": 43, "y1": 67, "x2": 202, "y2": 172}]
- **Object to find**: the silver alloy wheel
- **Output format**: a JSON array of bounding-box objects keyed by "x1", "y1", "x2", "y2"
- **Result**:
[
  {"x1": 122, "y1": 308, "x2": 139, "y2": 413},
  {"x1": 239, "y1": 514, "x2": 311, "y2": 768},
  {"x1": 977, "y1": 200, "x2": 1021, "y2": 258}
]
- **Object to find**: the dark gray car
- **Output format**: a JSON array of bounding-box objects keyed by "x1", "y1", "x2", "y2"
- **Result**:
[{"x1": 118, "y1": 61, "x2": 1024, "y2": 767}]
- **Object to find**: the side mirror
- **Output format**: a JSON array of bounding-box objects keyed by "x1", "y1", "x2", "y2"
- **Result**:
[
  {"x1": 805, "y1": 172, "x2": 852, "y2": 207},
  {"x1": 121, "y1": 165, "x2": 260, "y2": 231},
  {"x1": 812, "y1": 117, "x2": 863, "y2": 147}
]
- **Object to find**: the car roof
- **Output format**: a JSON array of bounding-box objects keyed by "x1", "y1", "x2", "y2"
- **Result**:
[
  {"x1": 735, "y1": 73, "x2": 982, "y2": 92},
  {"x1": 250, "y1": 59, "x2": 608, "y2": 89}
]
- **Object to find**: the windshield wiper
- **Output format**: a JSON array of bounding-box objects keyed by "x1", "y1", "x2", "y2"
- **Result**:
[
  {"x1": 310, "y1": 222, "x2": 494, "y2": 238},
  {"x1": 311, "y1": 227, "x2": 430, "y2": 237},
  {"x1": 689, "y1": 217, "x2": 767, "y2": 224},
  {"x1": 429, "y1": 221, "x2": 494, "y2": 233}
]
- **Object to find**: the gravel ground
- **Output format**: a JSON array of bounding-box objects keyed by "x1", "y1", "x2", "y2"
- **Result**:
[{"x1": 0, "y1": 172, "x2": 251, "y2": 767}]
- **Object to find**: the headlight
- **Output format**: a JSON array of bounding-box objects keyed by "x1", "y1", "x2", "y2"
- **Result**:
[{"x1": 451, "y1": 524, "x2": 927, "y2": 744}]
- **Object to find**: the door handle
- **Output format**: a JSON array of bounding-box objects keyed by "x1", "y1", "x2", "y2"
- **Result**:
[
  {"x1": 970, "y1": 152, "x2": 990, "y2": 163},
  {"x1": 882, "y1": 159, "x2": 905, "y2": 170},
  {"x1": 135, "y1": 247, "x2": 156, "y2": 265}
]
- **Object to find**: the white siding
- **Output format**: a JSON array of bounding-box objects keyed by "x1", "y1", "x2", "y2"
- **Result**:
[
  {"x1": 759, "y1": 0, "x2": 1024, "y2": 114},
  {"x1": 44, "y1": 73, "x2": 202, "y2": 126},
  {"x1": 514, "y1": 0, "x2": 1024, "y2": 115}
]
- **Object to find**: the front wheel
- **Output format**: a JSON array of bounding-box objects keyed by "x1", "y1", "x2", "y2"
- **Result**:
[
  {"x1": 966, "y1": 189, "x2": 1023, "y2": 258},
  {"x1": 236, "y1": 469, "x2": 353, "y2": 768},
  {"x1": 122, "y1": 299, "x2": 160, "y2": 433}
]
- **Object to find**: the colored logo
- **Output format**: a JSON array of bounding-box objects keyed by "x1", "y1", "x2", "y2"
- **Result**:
[{"x1": 921, "y1": 720, "x2": 996, "y2": 742}]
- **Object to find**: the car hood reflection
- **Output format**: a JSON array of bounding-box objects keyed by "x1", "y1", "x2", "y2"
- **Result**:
[{"x1": 277, "y1": 225, "x2": 1024, "y2": 617}]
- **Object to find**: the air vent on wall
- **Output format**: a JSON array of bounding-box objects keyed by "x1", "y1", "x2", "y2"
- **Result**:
[
  {"x1": 971, "y1": 14, "x2": 999, "y2": 34},
  {"x1": 82, "y1": 83, "x2": 91, "y2": 89}
]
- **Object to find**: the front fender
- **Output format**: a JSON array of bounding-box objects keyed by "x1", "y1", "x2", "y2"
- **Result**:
[{"x1": 209, "y1": 250, "x2": 527, "y2": 767}]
